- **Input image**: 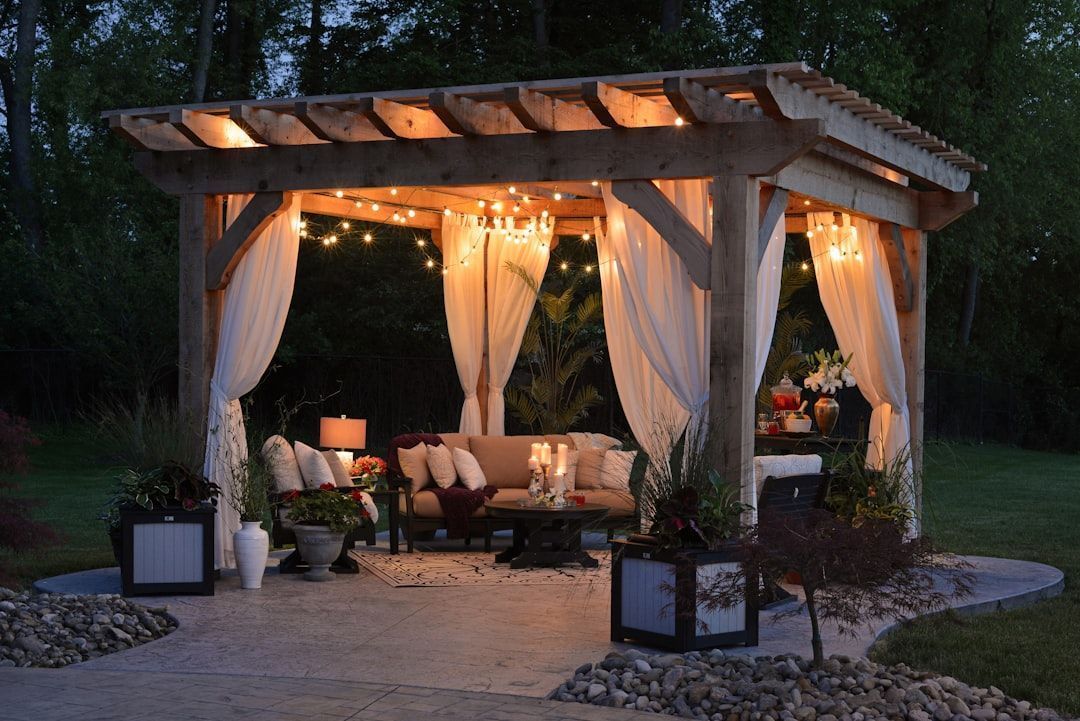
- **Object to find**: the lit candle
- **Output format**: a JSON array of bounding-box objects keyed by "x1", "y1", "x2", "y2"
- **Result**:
[
  {"x1": 528, "y1": 456, "x2": 539, "y2": 470},
  {"x1": 556, "y1": 443, "x2": 568, "y2": 472},
  {"x1": 552, "y1": 472, "x2": 565, "y2": 495},
  {"x1": 539, "y1": 443, "x2": 551, "y2": 466},
  {"x1": 531, "y1": 442, "x2": 542, "y2": 461}
]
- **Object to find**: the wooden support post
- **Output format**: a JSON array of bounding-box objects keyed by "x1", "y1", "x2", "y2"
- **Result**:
[
  {"x1": 709, "y1": 176, "x2": 759, "y2": 514},
  {"x1": 178, "y1": 195, "x2": 223, "y2": 459},
  {"x1": 896, "y1": 227, "x2": 926, "y2": 530}
]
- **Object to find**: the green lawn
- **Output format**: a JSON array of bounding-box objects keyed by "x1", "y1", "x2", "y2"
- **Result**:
[
  {"x1": 3, "y1": 431, "x2": 1077, "y2": 712},
  {"x1": 872, "y1": 443, "x2": 1080, "y2": 715}
]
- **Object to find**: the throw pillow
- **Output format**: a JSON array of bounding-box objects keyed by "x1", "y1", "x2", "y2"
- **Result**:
[
  {"x1": 294, "y1": 441, "x2": 336, "y2": 489},
  {"x1": 574, "y1": 447, "x2": 606, "y2": 489},
  {"x1": 599, "y1": 450, "x2": 638, "y2": 491},
  {"x1": 261, "y1": 435, "x2": 303, "y2": 493},
  {"x1": 321, "y1": 450, "x2": 354, "y2": 487},
  {"x1": 563, "y1": 449, "x2": 581, "y2": 491},
  {"x1": 452, "y1": 447, "x2": 487, "y2": 491},
  {"x1": 398, "y1": 443, "x2": 432, "y2": 494},
  {"x1": 426, "y1": 443, "x2": 458, "y2": 489}
]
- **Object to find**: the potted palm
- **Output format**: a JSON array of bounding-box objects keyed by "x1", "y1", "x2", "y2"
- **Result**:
[
  {"x1": 284, "y1": 483, "x2": 369, "y2": 581},
  {"x1": 227, "y1": 454, "x2": 272, "y2": 589},
  {"x1": 611, "y1": 426, "x2": 757, "y2": 650}
]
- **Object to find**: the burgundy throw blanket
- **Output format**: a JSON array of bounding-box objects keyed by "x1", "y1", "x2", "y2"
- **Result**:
[{"x1": 429, "y1": 486, "x2": 498, "y2": 539}]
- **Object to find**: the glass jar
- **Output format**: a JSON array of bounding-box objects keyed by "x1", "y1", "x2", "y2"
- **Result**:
[{"x1": 770, "y1": 373, "x2": 802, "y2": 413}]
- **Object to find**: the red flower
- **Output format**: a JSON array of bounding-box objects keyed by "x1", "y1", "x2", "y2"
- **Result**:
[
  {"x1": 283, "y1": 490, "x2": 301, "y2": 502},
  {"x1": 320, "y1": 482, "x2": 336, "y2": 491},
  {"x1": 350, "y1": 490, "x2": 366, "y2": 503},
  {"x1": 181, "y1": 498, "x2": 197, "y2": 511},
  {"x1": 868, "y1": 486, "x2": 877, "y2": 498}
]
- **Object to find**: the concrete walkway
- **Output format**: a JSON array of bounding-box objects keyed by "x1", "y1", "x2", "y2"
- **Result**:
[{"x1": 7, "y1": 531, "x2": 1063, "y2": 721}]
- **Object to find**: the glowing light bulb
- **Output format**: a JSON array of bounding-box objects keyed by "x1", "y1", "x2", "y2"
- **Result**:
[
  {"x1": 806, "y1": 230, "x2": 814, "y2": 238},
  {"x1": 508, "y1": 185, "x2": 517, "y2": 194},
  {"x1": 299, "y1": 230, "x2": 308, "y2": 238},
  {"x1": 830, "y1": 244, "x2": 842, "y2": 260},
  {"x1": 584, "y1": 264, "x2": 593, "y2": 273},
  {"x1": 341, "y1": 221, "x2": 350, "y2": 230},
  {"x1": 553, "y1": 192, "x2": 562, "y2": 201},
  {"x1": 541, "y1": 209, "x2": 549, "y2": 219},
  {"x1": 444, "y1": 207, "x2": 451, "y2": 216},
  {"x1": 393, "y1": 212, "x2": 401, "y2": 221},
  {"x1": 416, "y1": 238, "x2": 426, "y2": 247},
  {"x1": 322, "y1": 238, "x2": 331, "y2": 246},
  {"x1": 803, "y1": 199, "x2": 811, "y2": 206},
  {"x1": 299, "y1": 220, "x2": 307, "y2": 229},
  {"x1": 462, "y1": 259, "x2": 469, "y2": 267},
  {"x1": 522, "y1": 195, "x2": 529, "y2": 202},
  {"x1": 363, "y1": 233, "x2": 373, "y2": 243},
  {"x1": 390, "y1": 188, "x2": 398, "y2": 196},
  {"x1": 801, "y1": 261, "x2": 810, "y2": 271},
  {"x1": 492, "y1": 201, "x2": 503, "y2": 212},
  {"x1": 478, "y1": 200, "x2": 486, "y2": 209},
  {"x1": 442, "y1": 268, "x2": 448, "y2": 275},
  {"x1": 560, "y1": 262, "x2": 569, "y2": 271},
  {"x1": 328, "y1": 234, "x2": 337, "y2": 243},
  {"x1": 582, "y1": 232, "x2": 591, "y2": 241},
  {"x1": 355, "y1": 200, "x2": 363, "y2": 208},
  {"x1": 426, "y1": 259, "x2": 435, "y2": 268},
  {"x1": 371, "y1": 203, "x2": 379, "y2": 211},
  {"x1": 831, "y1": 223, "x2": 839, "y2": 231},
  {"x1": 407, "y1": 209, "x2": 416, "y2": 218},
  {"x1": 674, "y1": 116, "x2": 684, "y2": 126},
  {"x1": 591, "y1": 180, "x2": 599, "y2": 187},
  {"x1": 334, "y1": 190, "x2": 344, "y2": 198},
  {"x1": 512, "y1": 204, "x2": 521, "y2": 213}
]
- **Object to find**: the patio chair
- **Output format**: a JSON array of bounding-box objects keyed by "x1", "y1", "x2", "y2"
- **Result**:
[{"x1": 755, "y1": 469, "x2": 832, "y2": 606}]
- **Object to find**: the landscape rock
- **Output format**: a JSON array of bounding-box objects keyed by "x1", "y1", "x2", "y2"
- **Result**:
[
  {"x1": 0, "y1": 588, "x2": 175, "y2": 668},
  {"x1": 551, "y1": 652, "x2": 1068, "y2": 721}
]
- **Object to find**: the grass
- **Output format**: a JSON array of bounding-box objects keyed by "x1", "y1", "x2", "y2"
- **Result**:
[
  {"x1": 871, "y1": 443, "x2": 1080, "y2": 715},
  {"x1": 3, "y1": 431, "x2": 1077, "y2": 711}
]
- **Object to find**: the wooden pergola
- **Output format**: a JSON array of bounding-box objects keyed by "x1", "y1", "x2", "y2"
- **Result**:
[{"x1": 104, "y1": 62, "x2": 983, "y2": 513}]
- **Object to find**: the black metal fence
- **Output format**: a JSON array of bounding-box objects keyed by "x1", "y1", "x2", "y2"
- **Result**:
[{"x1": 0, "y1": 348, "x2": 1071, "y2": 451}]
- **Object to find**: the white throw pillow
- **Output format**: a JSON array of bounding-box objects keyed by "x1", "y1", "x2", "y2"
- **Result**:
[
  {"x1": 426, "y1": 443, "x2": 458, "y2": 489},
  {"x1": 563, "y1": 449, "x2": 580, "y2": 491},
  {"x1": 452, "y1": 447, "x2": 487, "y2": 491},
  {"x1": 353, "y1": 490, "x2": 380, "y2": 525},
  {"x1": 294, "y1": 441, "x2": 336, "y2": 489},
  {"x1": 261, "y1": 435, "x2": 303, "y2": 493},
  {"x1": 322, "y1": 450, "x2": 354, "y2": 487},
  {"x1": 398, "y1": 443, "x2": 432, "y2": 494},
  {"x1": 599, "y1": 450, "x2": 637, "y2": 491}
]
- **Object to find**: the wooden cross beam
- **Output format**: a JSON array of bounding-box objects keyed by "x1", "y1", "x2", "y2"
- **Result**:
[
  {"x1": 231, "y1": 105, "x2": 326, "y2": 146},
  {"x1": 206, "y1": 192, "x2": 294, "y2": 290},
  {"x1": 663, "y1": 77, "x2": 761, "y2": 124},
  {"x1": 757, "y1": 186, "x2": 789, "y2": 264},
  {"x1": 880, "y1": 222, "x2": 915, "y2": 312},
  {"x1": 918, "y1": 190, "x2": 979, "y2": 231},
  {"x1": 110, "y1": 115, "x2": 200, "y2": 151},
  {"x1": 169, "y1": 109, "x2": 260, "y2": 149},
  {"x1": 581, "y1": 81, "x2": 680, "y2": 128},
  {"x1": 428, "y1": 91, "x2": 528, "y2": 135},
  {"x1": 502, "y1": 87, "x2": 604, "y2": 132},
  {"x1": 294, "y1": 102, "x2": 389, "y2": 142},
  {"x1": 357, "y1": 97, "x2": 456, "y2": 140},
  {"x1": 610, "y1": 180, "x2": 711, "y2": 290}
]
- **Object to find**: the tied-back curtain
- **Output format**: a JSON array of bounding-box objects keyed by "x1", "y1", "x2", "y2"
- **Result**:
[
  {"x1": 808, "y1": 212, "x2": 911, "y2": 475},
  {"x1": 600, "y1": 181, "x2": 711, "y2": 432},
  {"x1": 204, "y1": 193, "x2": 300, "y2": 569},
  {"x1": 596, "y1": 222, "x2": 688, "y2": 460},
  {"x1": 756, "y1": 213, "x2": 787, "y2": 384},
  {"x1": 485, "y1": 217, "x2": 552, "y2": 435},
  {"x1": 442, "y1": 213, "x2": 487, "y2": 435}
]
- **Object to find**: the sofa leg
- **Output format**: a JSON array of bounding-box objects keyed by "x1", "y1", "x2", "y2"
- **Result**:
[
  {"x1": 484, "y1": 526, "x2": 492, "y2": 553},
  {"x1": 464, "y1": 534, "x2": 472, "y2": 547}
]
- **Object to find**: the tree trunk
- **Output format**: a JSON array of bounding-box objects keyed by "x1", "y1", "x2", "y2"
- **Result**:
[
  {"x1": 958, "y1": 262, "x2": 979, "y2": 347},
  {"x1": 804, "y1": 589, "x2": 825, "y2": 667},
  {"x1": 0, "y1": 0, "x2": 45, "y2": 253},
  {"x1": 297, "y1": 0, "x2": 324, "y2": 95},
  {"x1": 532, "y1": 0, "x2": 548, "y2": 66},
  {"x1": 660, "y1": 0, "x2": 683, "y2": 34},
  {"x1": 191, "y1": 0, "x2": 217, "y2": 102}
]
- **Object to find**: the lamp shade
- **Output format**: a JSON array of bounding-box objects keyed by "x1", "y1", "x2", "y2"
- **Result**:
[{"x1": 319, "y1": 416, "x2": 367, "y2": 449}]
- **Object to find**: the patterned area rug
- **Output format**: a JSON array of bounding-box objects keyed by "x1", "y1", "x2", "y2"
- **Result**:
[{"x1": 351, "y1": 550, "x2": 611, "y2": 587}]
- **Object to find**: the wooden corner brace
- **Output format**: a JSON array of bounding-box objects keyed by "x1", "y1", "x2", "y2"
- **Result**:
[
  {"x1": 206, "y1": 192, "x2": 294, "y2": 290},
  {"x1": 881, "y1": 223, "x2": 915, "y2": 312},
  {"x1": 757, "y1": 186, "x2": 789, "y2": 264},
  {"x1": 610, "y1": 180, "x2": 711, "y2": 290}
]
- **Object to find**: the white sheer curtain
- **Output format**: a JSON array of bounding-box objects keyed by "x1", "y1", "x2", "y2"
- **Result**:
[
  {"x1": 600, "y1": 181, "x2": 711, "y2": 431},
  {"x1": 485, "y1": 217, "x2": 552, "y2": 435},
  {"x1": 442, "y1": 213, "x2": 487, "y2": 435},
  {"x1": 756, "y1": 214, "x2": 787, "y2": 384},
  {"x1": 808, "y1": 212, "x2": 911, "y2": 475},
  {"x1": 204, "y1": 194, "x2": 300, "y2": 569}
]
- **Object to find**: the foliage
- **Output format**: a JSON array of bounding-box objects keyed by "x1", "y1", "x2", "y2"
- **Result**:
[
  {"x1": 0, "y1": 413, "x2": 55, "y2": 586},
  {"x1": 84, "y1": 394, "x2": 202, "y2": 472},
  {"x1": 700, "y1": 509, "x2": 974, "y2": 667},
  {"x1": 827, "y1": 443, "x2": 916, "y2": 529},
  {"x1": 281, "y1": 484, "x2": 368, "y2": 534},
  {"x1": 100, "y1": 462, "x2": 221, "y2": 533},
  {"x1": 757, "y1": 262, "x2": 816, "y2": 412},
  {"x1": 503, "y1": 262, "x2": 605, "y2": 433},
  {"x1": 226, "y1": 452, "x2": 271, "y2": 523}
]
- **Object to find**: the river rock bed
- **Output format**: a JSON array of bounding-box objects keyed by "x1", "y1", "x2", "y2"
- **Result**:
[
  {"x1": 552, "y1": 650, "x2": 1070, "y2": 720},
  {"x1": 0, "y1": 587, "x2": 176, "y2": 668}
]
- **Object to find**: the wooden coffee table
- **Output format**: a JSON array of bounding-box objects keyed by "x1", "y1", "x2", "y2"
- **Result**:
[{"x1": 484, "y1": 500, "x2": 609, "y2": 569}]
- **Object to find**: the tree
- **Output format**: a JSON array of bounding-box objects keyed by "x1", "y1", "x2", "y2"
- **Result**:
[
  {"x1": 0, "y1": 410, "x2": 56, "y2": 586},
  {"x1": 191, "y1": 0, "x2": 217, "y2": 102}
]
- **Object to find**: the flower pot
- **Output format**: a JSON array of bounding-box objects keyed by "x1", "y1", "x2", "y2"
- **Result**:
[
  {"x1": 814, "y1": 394, "x2": 840, "y2": 437},
  {"x1": 292, "y1": 524, "x2": 346, "y2": 582},
  {"x1": 233, "y1": 521, "x2": 269, "y2": 589}
]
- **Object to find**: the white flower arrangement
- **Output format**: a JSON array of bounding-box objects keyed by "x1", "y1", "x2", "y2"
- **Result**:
[{"x1": 803, "y1": 349, "x2": 857, "y2": 395}]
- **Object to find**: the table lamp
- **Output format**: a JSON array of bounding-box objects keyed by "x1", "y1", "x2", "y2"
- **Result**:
[{"x1": 319, "y1": 416, "x2": 367, "y2": 466}]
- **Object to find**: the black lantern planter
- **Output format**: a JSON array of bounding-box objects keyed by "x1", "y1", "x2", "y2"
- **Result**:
[
  {"x1": 120, "y1": 506, "x2": 216, "y2": 597},
  {"x1": 610, "y1": 539, "x2": 758, "y2": 651}
]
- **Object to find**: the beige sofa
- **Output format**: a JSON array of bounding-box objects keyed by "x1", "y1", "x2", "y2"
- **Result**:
[{"x1": 388, "y1": 432, "x2": 637, "y2": 551}]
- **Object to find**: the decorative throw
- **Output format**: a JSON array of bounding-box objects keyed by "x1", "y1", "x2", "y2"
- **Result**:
[{"x1": 429, "y1": 486, "x2": 497, "y2": 539}]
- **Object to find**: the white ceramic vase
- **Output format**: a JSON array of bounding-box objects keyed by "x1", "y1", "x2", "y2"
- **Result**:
[{"x1": 234, "y1": 521, "x2": 269, "y2": 589}]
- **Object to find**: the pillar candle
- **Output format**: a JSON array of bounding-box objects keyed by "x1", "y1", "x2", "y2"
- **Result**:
[
  {"x1": 528, "y1": 456, "x2": 539, "y2": 470},
  {"x1": 552, "y1": 472, "x2": 565, "y2": 494},
  {"x1": 556, "y1": 443, "x2": 568, "y2": 472},
  {"x1": 539, "y1": 443, "x2": 551, "y2": 465}
]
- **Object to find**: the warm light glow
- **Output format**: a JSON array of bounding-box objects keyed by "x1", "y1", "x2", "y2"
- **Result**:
[
  {"x1": 478, "y1": 200, "x2": 486, "y2": 209},
  {"x1": 674, "y1": 116, "x2": 684, "y2": 126},
  {"x1": 584, "y1": 264, "x2": 593, "y2": 273},
  {"x1": 553, "y1": 192, "x2": 562, "y2": 201},
  {"x1": 803, "y1": 199, "x2": 811, "y2": 206},
  {"x1": 299, "y1": 220, "x2": 307, "y2": 229},
  {"x1": 363, "y1": 233, "x2": 373, "y2": 243},
  {"x1": 801, "y1": 261, "x2": 810, "y2": 271},
  {"x1": 334, "y1": 190, "x2": 344, "y2": 198},
  {"x1": 541, "y1": 209, "x2": 549, "y2": 219},
  {"x1": 830, "y1": 244, "x2": 842, "y2": 260},
  {"x1": 322, "y1": 237, "x2": 331, "y2": 246},
  {"x1": 806, "y1": 230, "x2": 814, "y2": 238},
  {"x1": 560, "y1": 262, "x2": 569, "y2": 271},
  {"x1": 341, "y1": 221, "x2": 350, "y2": 230},
  {"x1": 319, "y1": 416, "x2": 366, "y2": 450},
  {"x1": 398, "y1": 215, "x2": 407, "y2": 223},
  {"x1": 299, "y1": 229, "x2": 308, "y2": 238},
  {"x1": 417, "y1": 238, "x2": 426, "y2": 247},
  {"x1": 854, "y1": 250, "x2": 863, "y2": 262},
  {"x1": 591, "y1": 180, "x2": 599, "y2": 187},
  {"x1": 390, "y1": 188, "x2": 398, "y2": 196},
  {"x1": 407, "y1": 209, "x2": 416, "y2": 218},
  {"x1": 393, "y1": 212, "x2": 401, "y2": 221},
  {"x1": 355, "y1": 200, "x2": 363, "y2": 208},
  {"x1": 328, "y1": 234, "x2": 337, "y2": 243},
  {"x1": 512, "y1": 204, "x2": 521, "y2": 213},
  {"x1": 444, "y1": 207, "x2": 451, "y2": 216},
  {"x1": 508, "y1": 185, "x2": 517, "y2": 194},
  {"x1": 442, "y1": 268, "x2": 448, "y2": 275},
  {"x1": 582, "y1": 232, "x2": 591, "y2": 241},
  {"x1": 462, "y1": 259, "x2": 469, "y2": 267},
  {"x1": 492, "y1": 201, "x2": 503, "y2": 212},
  {"x1": 427, "y1": 259, "x2": 435, "y2": 268},
  {"x1": 831, "y1": 223, "x2": 839, "y2": 231},
  {"x1": 371, "y1": 203, "x2": 380, "y2": 211},
  {"x1": 522, "y1": 195, "x2": 530, "y2": 202}
]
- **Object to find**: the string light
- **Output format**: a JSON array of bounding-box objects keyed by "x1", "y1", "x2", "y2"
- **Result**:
[
  {"x1": 462, "y1": 259, "x2": 469, "y2": 267},
  {"x1": 801, "y1": 261, "x2": 810, "y2": 271},
  {"x1": 407, "y1": 209, "x2": 416, "y2": 218},
  {"x1": 508, "y1": 185, "x2": 516, "y2": 194},
  {"x1": 299, "y1": 229, "x2": 308, "y2": 238},
  {"x1": 328, "y1": 234, "x2": 337, "y2": 243},
  {"x1": 322, "y1": 237, "x2": 332, "y2": 246},
  {"x1": 478, "y1": 200, "x2": 486, "y2": 209},
  {"x1": 363, "y1": 233, "x2": 373, "y2": 243},
  {"x1": 335, "y1": 190, "x2": 344, "y2": 198},
  {"x1": 582, "y1": 232, "x2": 591, "y2": 241},
  {"x1": 591, "y1": 180, "x2": 599, "y2": 187},
  {"x1": 392, "y1": 212, "x2": 401, "y2": 221},
  {"x1": 541, "y1": 209, "x2": 549, "y2": 219},
  {"x1": 584, "y1": 264, "x2": 593, "y2": 273},
  {"x1": 803, "y1": 199, "x2": 811, "y2": 206},
  {"x1": 553, "y1": 191, "x2": 562, "y2": 201},
  {"x1": 341, "y1": 221, "x2": 350, "y2": 230},
  {"x1": 371, "y1": 203, "x2": 380, "y2": 211},
  {"x1": 442, "y1": 268, "x2": 449, "y2": 275},
  {"x1": 444, "y1": 207, "x2": 452, "y2": 216},
  {"x1": 427, "y1": 259, "x2": 435, "y2": 268},
  {"x1": 806, "y1": 230, "x2": 814, "y2": 238},
  {"x1": 492, "y1": 201, "x2": 503, "y2": 212},
  {"x1": 355, "y1": 200, "x2": 363, "y2": 208},
  {"x1": 522, "y1": 195, "x2": 529, "y2": 202},
  {"x1": 560, "y1": 262, "x2": 569, "y2": 271},
  {"x1": 390, "y1": 188, "x2": 398, "y2": 196},
  {"x1": 512, "y1": 204, "x2": 521, "y2": 213},
  {"x1": 416, "y1": 238, "x2": 426, "y2": 247},
  {"x1": 674, "y1": 116, "x2": 684, "y2": 126},
  {"x1": 299, "y1": 220, "x2": 307, "y2": 230}
]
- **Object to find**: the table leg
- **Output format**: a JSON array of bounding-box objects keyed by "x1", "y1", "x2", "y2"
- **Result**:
[
  {"x1": 387, "y1": 491, "x2": 400, "y2": 555},
  {"x1": 495, "y1": 519, "x2": 526, "y2": 563}
]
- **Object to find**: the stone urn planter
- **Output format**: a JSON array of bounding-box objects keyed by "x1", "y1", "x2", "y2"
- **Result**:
[
  {"x1": 292, "y1": 523, "x2": 346, "y2": 581},
  {"x1": 233, "y1": 521, "x2": 270, "y2": 589}
]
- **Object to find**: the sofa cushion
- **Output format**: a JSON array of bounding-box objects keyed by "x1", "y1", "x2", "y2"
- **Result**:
[
  {"x1": 453, "y1": 447, "x2": 487, "y2": 491},
  {"x1": 578, "y1": 489, "x2": 636, "y2": 517},
  {"x1": 568, "y1": 432, "x2": 622, "y2": 450},
  {"x1": 600, "y1": 450, "x2": 637, "y2": 491},
  {"x1": 438, "y1": 432, "x2": 472, "y2": 454},
  {"x1": 544, "y1": 434, "x2": 575, "y2": 450},
  {"x1": 574, "y1": 447, "x2": 606, "y2": 489},
  {"x1": 468, "y1": 435, "x2": 547, "y2": 488},
  {"x1": 426, "y1": 443, "x2": 458, "y2": 488},
  {"x1": 322, "y1": 451, "x2": 354, "y2": 487},
  {"x1": 398, "y1": 443, "x2": 432, "y2": 494},
  {"x1": 295, "y1": 441, "x2": 336, "y2": 489},
  {"x1": 388, "y1": 433, "x2": 443, "y2": 476},
  {"x1": 400, "y1": 486, "x2": 634, "y2": 518},
  {"x1": 261, "y1": 435, "x2": 304, "y2": 493}
]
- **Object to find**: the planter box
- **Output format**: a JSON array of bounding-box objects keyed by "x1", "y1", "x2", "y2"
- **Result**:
[
  {"x1": 610, "y1": 539, "x2": 758, "y2": 651},
  {"x1": 120, "y1": 506, "x2": 215, "y2": 597}
]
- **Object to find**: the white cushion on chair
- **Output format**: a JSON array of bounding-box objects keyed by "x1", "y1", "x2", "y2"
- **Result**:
[
  {"x1": 295, "y1": 441, "x2": 336, "y2": 489},
  {"x1": 753, "y1": 454, "x2": 823, "y2": 498},
  {"x1": 261, "y1": 435, "x2": 304, "y2": 493}
]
